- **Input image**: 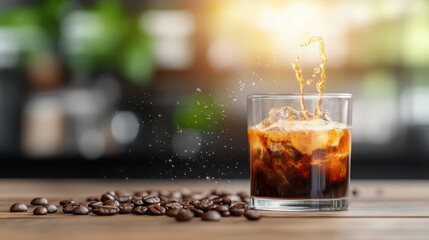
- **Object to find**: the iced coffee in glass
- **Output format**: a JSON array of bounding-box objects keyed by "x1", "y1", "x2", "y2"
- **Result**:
[{"x1": 248, "y1": 94, "x2": 352, "y2": 211}]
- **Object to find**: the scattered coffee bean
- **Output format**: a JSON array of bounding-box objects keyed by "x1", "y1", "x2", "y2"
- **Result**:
[
  {"x1": 196, "y1": 199, "x2": 214, "y2": 211},
  {"x1": 143, "y1": 195, "x2": 161, "y2": 205},
  {"x1": 231, "y1": 202, "x2": 248, "y2": 209},
  {"x1": 103, "y1": 199, "x2": 120, "y2": 207},
  {"x1": 88, "y1": 201, "x2": 103, "y2": 209},
  {"x1": 164, "y1": 202, "x2": 183, "y2": 210},
  {"x1": 44, "y1": 204, "x2": 58, "y2": 213},
  {"x1": 118, "y1": 203, "x2": 134, "y2": 214},
  {"x1": 201, "y1": 210, "x2": 221, "y2": 221},
  {"x1": 230, "y1": 207, "x2": 245, "y2": 216},
  {"x1": 212, "y1": 197, "x2": 223, "y2": 204},
  {"x1": 244, "y1": 210, "x2": 262, "y2": 221},
  {"x1": 132, "y1": 206, "x2": 148, "y2": 215},
  {"x1": 73, "y1": 205, "x2": 90, "y2": 215},
  {"x1": 101, "y1": 193, "x2": 116, "y2": 202},
  {"x1": 148, "y1": 204, "x2": 166, "y2": 215},
  {"x1": 31, "y1": 197, "x2": 48, "y2": 206},
  {"x1": 62, "y1": 204, "x2": 78, "y2": 214},
  {"x1": 221, "y1": 197, "x2": 232, "y2": 206},
  {"x1": 221, "y1": 211, "x2": 231, "y2": 217},
  {"x1": 93, "y1": 205, "x2": 118, "y2": 216},
  {"x1": 33, "y1": 206, "x2": 48, "y2": 215},
  {"x1": 166, "y1": 208, "x2": 181, "y2": 217},
  {"x1": 131, "y1": 197, "x2": 144, "y2": 206},
  {"x1": 10, "y1": 203, "x2": 27, "y2": 212},
  {"x1": 59, "y1": 200, "x2": 75, "y2": 206},
  {"x1": 215, "y1": 205, "x2": 229, "y2": 213},
  {"x1": 175, "y1": 209, "x2": 194, "y2": 222},
  {"x1": 189, "y1": 206, "x2": 204, "y2": 217}
]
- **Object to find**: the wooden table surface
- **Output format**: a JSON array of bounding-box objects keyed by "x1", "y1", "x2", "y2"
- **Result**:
[{"x1": 1, "y1": 179, "x2": 429, "y2": 240}]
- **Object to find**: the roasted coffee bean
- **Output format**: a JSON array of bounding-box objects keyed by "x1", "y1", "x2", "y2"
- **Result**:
[
  {"x1": 31, "y1": 197, "x2": 48, "y2": 206},
  {"x1": 143, "y1": 195, "x2": 160, "y2": 205},
  {"x1": 134, "y1": 191, "x2": 149, "y2": 197},
  {"x1": 169, "y1": 191, "x2": 182, "y2": 200},
  {"x1": 101, "y1": 193, "x2": 116, "y2": 202},
  {"x1": 221, "y1": 211, "x2": 230, "y2": 217},
  {"x1": 189, "y1": 206, "x2": 204, "y2": 217},
  {"x1": 214, "y1": 205, "x2": 229, "y2": 213},
  {"x1": 212, "y1": 197, "x2": 223, "y2": 204},
  {"x1": 201, "y1": 210, "x2": 221, "y2": 221},
  {"x1": 244, "y1": 210, "x2": 262, "y2": 221},
  {"x1": 164, "y1": 202, "x2": 183, "y2": 210},
  {"x1": 106, "y1": 191, "x2": 116, "y2": 196},
  {"x1": 230, "y1": 207, "x2": 245, "y2": 216},
  {"x1": 132, "y1": 206, "x2": 148, "y2": 215},
  {"x1": 148, "y1": 204, "x2": 166, "y2": 215},
  {"x1": 88, "y1": 201, "x2": 103, "y2": 209},
  {"x1": 166, "y1": 208, "x2": 181, "y2": 217},
  {"x1": 93, "y1": 205, "x2": 118, "y2": 216},
  {"x1": 231, "y1": 202, "x2": 248, "y2": 209},
  {"x1": 59, "y1": 200, "x2": 75, "y2": 206},
  {"x1": 116, "y1": 193, "x2": 132, "y2": 203},
  {"x1": 10, "y1": 203, "x2": 27, "y2": 212},
  {"x1": 62, "y1": 204, "x2": 78, "y2": 214},
  {"x1": 33, "y1": 206, "x2": 48, "y2": 215},
  {"x1": 175, "y1": 209, "x2": 194, "y2": 222},
  {"x1": 118, "y1": 203, "x2": 134, "y2": 214},
  {"x1": 73, "y1": 205, "x2": 90, "y2": 215},
  {"x1": 86, "y1": 196, "x2": 99, "y2": 202},
  {"x1": 44, "y1": 204, "x2": 58, "y2": 213},
  {"x1": 196, "y1": 199, "x2": 214, "y2": 211},
  {"x1": 131, "y1": 197, "x2": 144, "y2": 206},
  {"x1": 221, "y1": 197, "x2": 232, "y2": 206},
  {"x1": 103, "y1": 199, "x2": 120, "y2": 207}
]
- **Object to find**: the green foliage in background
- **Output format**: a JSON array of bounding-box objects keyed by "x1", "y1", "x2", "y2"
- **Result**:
[
  {"x1": 174, "y1": 94, "x2": 223, "y2": 132},
  {"x1": 0, "y1": 0, "x2": 154, "y2": 85}
]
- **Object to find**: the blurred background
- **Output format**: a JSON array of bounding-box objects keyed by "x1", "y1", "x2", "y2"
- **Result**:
[{"x1": 0, "y1": 0, "x2": 428, "y2": 179}]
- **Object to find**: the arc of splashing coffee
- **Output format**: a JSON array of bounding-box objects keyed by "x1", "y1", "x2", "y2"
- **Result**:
[{"x1": 292, "y1": 36, "x2": 328, "y2": 119}]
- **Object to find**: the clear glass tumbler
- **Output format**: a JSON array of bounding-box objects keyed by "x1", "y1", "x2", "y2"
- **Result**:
[{"x1": 248, "y1": 93, "x2": 352, "y2": 211}]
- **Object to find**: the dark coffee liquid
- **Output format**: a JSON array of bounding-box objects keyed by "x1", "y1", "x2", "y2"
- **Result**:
[{"x1": 249, "y1": 124, "x2": 350, "y2": 199}]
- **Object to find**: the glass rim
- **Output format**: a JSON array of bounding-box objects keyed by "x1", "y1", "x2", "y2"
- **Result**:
[{"x1": 247, "y1": 93, "x2": 352, "y2": 99}]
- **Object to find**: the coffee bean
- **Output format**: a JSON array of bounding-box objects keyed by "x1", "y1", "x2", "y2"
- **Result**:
[
  {"x1": 189, "y1": 206, "x2": 204, "y2": 217},
  {"x1": 134, "y1": 191, "x2": 149, "y2": 197},
  {"x1": 143, "y1": 195, "x2": 160, "y2": 205},
  {"x1": 101, "y1": 193, "x2": 116, "y2": 202},
  {"x1": 221, "y1": 211, "x2": 231, "y2": 217},
  {"x1": 115, "y1": 192, "x2": 132, "y2": 203},
  {"x1": 88, "y1": 201, "x2": 103, "y2": 209},
  {"x1": 33, "y1": 206, "x2": 48, "y2": 215},
  {"x1": 212, "y1": 197, "x2": 223, "y2": 204},
  {"x1": 244, "y1": 210, "x2": 262, "y2": 221},
  {"x1": 62, "y1": 204, "x2": 78, "y2": 214},
  {"x1": 148, "y1": 204, "x2": 166, "y2": 215},
  {"x1": 230, "y1": 207, "x2": 245, "y2": 216},
  {"x1": 31, "y1": 197, "x2": 48, "y2": 206},
  {"x1": 231, "y1": 202, "x2": 248, "y2": 209},
  {"x1": 103, "y1": 199, "x2": 120, "y2": 207},
  {"x1": 166, "y1": 208, "x2": 181, "y2": 217},
  {"x1": 132, "y1": 206, "x2": 148, "y2": 215},
  {"x1": 214, "y1": 205, "x2": 229, "y2": 213},
  {"x1": 164, "y1": 202, "x2": 183, "y2": 210},
  {"x1": 175, "y1": 209, "x2": 194, "y2": 222},
  {"x1": 201, "y1": 210, "x2": 221, "y2": 221},
  {"x1": 131, "y1": 197, "x2": 144, "y2": 206},
  {"x1": 10, "y1": 203, "x2": 27, "y2": 212},
  {"x1": 93, "y1": 205, "x2": 118, "y2": 216},
  {"x1": 73, "y1": 205, "x2": 90, "y2": 215},
  {"x1": 44, "y1": 204, "x2": 58, "y2": 213},
  {"x1": 196, "y1": 199, "x2": 214, "y2": 211},
  {"x1": 59, "y1": 200, "x2": 75, "y2": 206},
  {"x1": 118, "y1": 203, "x2": 134, "y2": 214},
  {"x1": 221, "y1": 197, "x2": 232, "y2": 206}
]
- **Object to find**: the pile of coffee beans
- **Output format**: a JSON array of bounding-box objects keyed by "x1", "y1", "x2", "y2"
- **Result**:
[{"x1": 9, "y1": 189, "x2": 262, "y2": 221}]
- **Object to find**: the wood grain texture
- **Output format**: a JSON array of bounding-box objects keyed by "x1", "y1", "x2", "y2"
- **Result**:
[{"x1": 1, "y1": 180, "x2": 429, "y2": 240}]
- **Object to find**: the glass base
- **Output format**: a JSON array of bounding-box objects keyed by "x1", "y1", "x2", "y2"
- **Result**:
[{"x1": 250, "y1": 196, "x2": 349, "y2": 212}]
